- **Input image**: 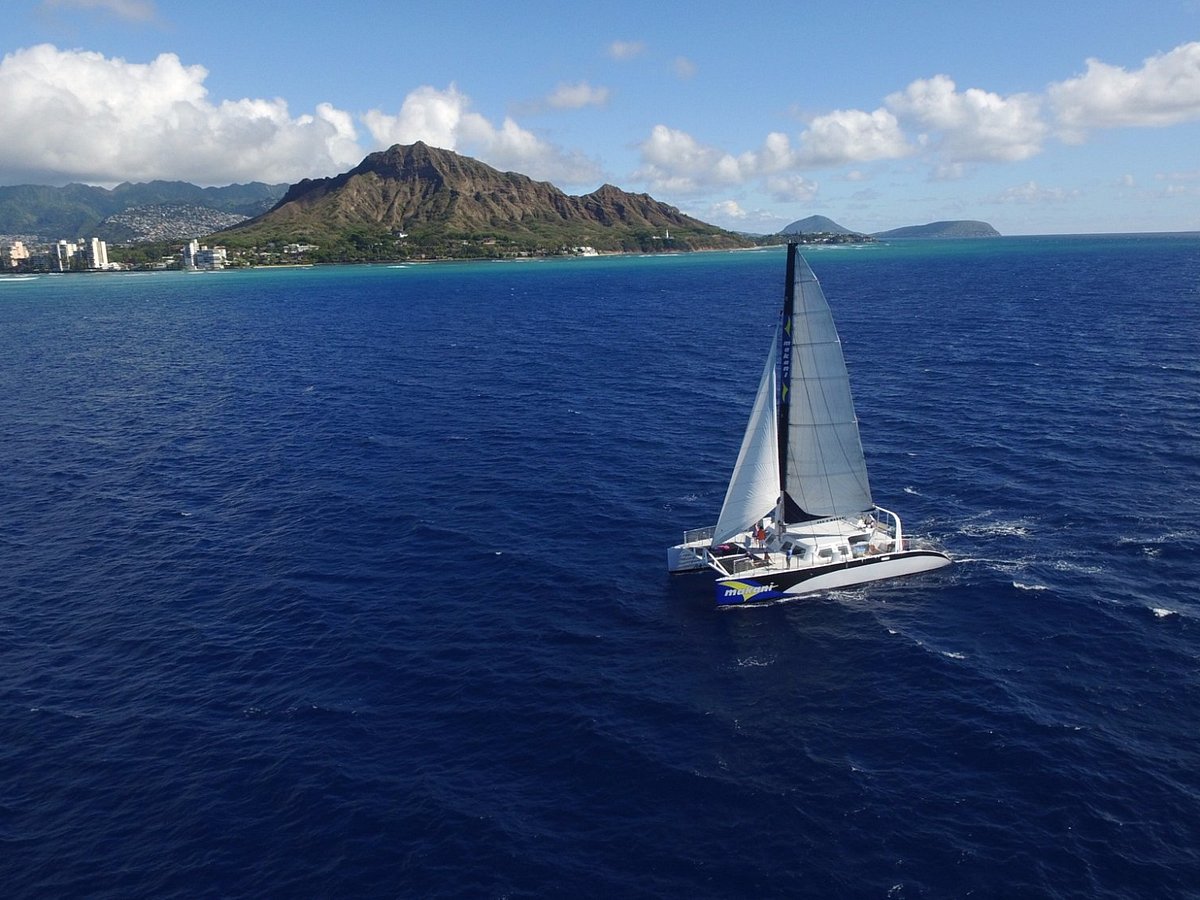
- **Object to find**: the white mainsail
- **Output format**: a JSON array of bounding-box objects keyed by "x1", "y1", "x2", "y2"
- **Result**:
[
  {"x1": 782, "y1": 255, "x2": 873, "y2": 519},
  {"x1": 712, "y1": 325, "x2": 780, "y2": 545}
]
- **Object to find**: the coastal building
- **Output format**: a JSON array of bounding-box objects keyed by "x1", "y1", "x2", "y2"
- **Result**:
[
  {"x1": 1, "y1": 237, "x2": 112, "y2": 272},
  {"x1": 182, "y1": 239, "x2": 228, "y2": 270},
  {"x1": 46, "y1": 238, "x2": 113, "y2": 271},
  {"x1": 86, "y1": 237, "x2": 109, "y2": 270},
  {"x1": 52, "y1": 240, "x2": 78, "y2": 272},
  {"x1": 0, "y1": 240, "x2": 31, "y2": 268}
]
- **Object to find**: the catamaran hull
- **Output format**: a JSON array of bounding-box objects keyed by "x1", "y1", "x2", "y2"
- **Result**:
[
  {"x1": 714, "y1": 549, "x2": 950, "y2": 605},
  {"x1": 667, "y1": 543, "x2": 709, "y2": 574}
]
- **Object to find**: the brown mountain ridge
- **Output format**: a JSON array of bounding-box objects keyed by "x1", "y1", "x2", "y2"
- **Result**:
[{"x1": 221, "y1": 142, "x2": 750, "y2": 259}]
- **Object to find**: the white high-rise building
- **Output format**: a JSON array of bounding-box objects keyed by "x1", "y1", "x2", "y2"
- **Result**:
[
  {"x1": 86, "y1": 238, "x2": 109, "y2": 270},
  {"x1": 52, "y1": 240, "x2": 78, "y2": 272}
]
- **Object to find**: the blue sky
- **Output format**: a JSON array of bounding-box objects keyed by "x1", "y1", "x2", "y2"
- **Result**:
[{"x1": 2, "y1": 0, "x2": 1198, "y2": 234}]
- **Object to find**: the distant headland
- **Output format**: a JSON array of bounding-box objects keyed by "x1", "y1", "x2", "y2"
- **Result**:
[{"x1": 783, "y1": 215, "x2": 1000, "y2": 241}]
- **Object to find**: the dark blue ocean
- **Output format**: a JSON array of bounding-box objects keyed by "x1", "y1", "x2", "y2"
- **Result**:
[{"x1": 2, "y1": 234, "x2": 1198, "y2": 898}]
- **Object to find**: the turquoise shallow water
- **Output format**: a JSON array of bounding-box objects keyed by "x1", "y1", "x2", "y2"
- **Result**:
[{"x1": 1, "y1": 234, "x2": 1199, "y2": 897}]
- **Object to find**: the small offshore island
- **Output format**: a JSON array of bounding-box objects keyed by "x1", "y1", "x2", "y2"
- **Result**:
[
  {"x1": 1, "y1": 143, "x2": 998, "y2": 271},
  {"x1": 781, "y1": 214, "x2": 1000, "y2": 245}
]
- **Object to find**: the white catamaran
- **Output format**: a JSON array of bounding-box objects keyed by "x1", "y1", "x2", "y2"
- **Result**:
[{"x1": 668, "y1": 243, "x2": 950, "y2": 605}]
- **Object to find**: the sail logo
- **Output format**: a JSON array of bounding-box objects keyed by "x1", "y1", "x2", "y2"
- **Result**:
[
  {"x1": 717, "y1": 580, "x2": 780, "y2": 604},
  {"x1": 780, "y1": 317, "x2": 793, "y2": 392}
]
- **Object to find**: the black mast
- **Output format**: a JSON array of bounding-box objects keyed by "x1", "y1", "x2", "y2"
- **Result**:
[{"x1": 777, "y1": 242, "x2": 796, "y2": 520}]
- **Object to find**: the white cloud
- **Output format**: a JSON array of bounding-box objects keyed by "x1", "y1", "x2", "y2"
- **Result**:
[
  {"x1": 996, "y1": 180, "x2": 1078, "y2": 204},
  {"x1": 362, "y1": 83, "x2": 468, "y2": 149},
  {"x1": 635, "y1": 124, "x2": 742, "y2": 192},
  {"x1": 1153, "y1": 169, "x2": 1200, "y2": 198},
  {"x1": 886, "y1": 75, "x2": 1046, "y2": 162},
  {"x1": 0, "y1": 46, "x2": 602, "y2": 190},
  {"x1": 363, "y1": 84, "x2": 603, "y2": 186},
  {"x1": 926, "y1": 161, "x2": 967, "y2": 181},
  {"x1": 1156, "y1": 169, "x2": 1200, "y2": 183},
  {"x1": 0, "y1": 44, "x2": 361, "y2": 185},
  {"x1": 797, "y1": 107, "x2": 912, "y2": 165},
  {"x1": 608, "y1": 40, "x2": 646, "y2": 61},
  {"x1": 701, "y1": 199, "x2": 787, "y2": 233},
  {"x1": 636, "y1": 40, "x2": 1200, "y2": 212},
  {"x1": 635, "y1": 126, "x2": 801, "y2": 193},
  {"x1": 766, "y1": 173, "x2": 819, "y2": 203},
  {"x1": 1049, "y1": 41, "x2": 1200, "y2": 138},
  {"x1": 673, "y1": 56, "x2": 697, "y2": 79},
  {"x1": 42, "y1": 0, "x2": 156, "y2": 21},
  {"x1": 756, "y1": 131, "x2": 797, "y2": 173},
  {"x1": 546, "y1": 81, "x2": 610, "y2": 110},
  {"x1": 708, "y1": 199, "x2": 748, "y2": 220}
]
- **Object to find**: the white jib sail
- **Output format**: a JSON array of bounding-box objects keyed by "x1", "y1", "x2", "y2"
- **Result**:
[
  {"x1": 784, "y1": 255, "x2": 873, "y2": 518},
  {"x1": 713, "y1": 325, "x2": 780, "y2": 545}
]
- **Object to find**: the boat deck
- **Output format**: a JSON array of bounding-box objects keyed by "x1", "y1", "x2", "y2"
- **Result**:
[{"x1": 699, "y1": 511, "x2": 903, "y2": 579}]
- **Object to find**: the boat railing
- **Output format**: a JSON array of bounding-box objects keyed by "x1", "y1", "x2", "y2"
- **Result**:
[
  {"x1": 683, "y1": 525, "x2": 715, "y2": 544},
  {"x1": 871, "y1": 505, "x2": 904, "y2": 551},
  {"x1": 868, "y1": 507, "x2": 894, "y2": 531},
  {"x1": 728, "y1": 556, "x2": 764, "y2": 576},
  {"x1": 720, "y1": 556, "x2": 768, "y2": 578},
  {"x1": 701, "y1": 546, "x2": 772, "y2": 577}
]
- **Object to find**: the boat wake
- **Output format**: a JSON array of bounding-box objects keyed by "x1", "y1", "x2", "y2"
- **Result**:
[
  {"x1": 1049, "y1": 558, "x2": 1104, "y2": 576},
  {"x1": 735, "y1": 655, "x2": 775, "y2": 668},
  {"x1": 956, "y1": 516, "x2": 1035, "y2": 538},
  {"x1": 882, "y1": 624, "x2": 969, "y2": 661}
]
